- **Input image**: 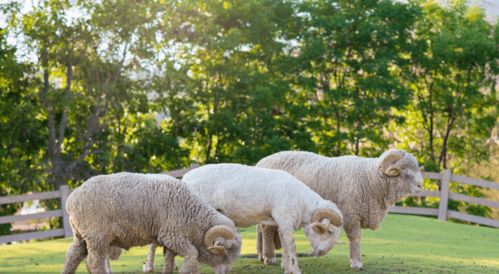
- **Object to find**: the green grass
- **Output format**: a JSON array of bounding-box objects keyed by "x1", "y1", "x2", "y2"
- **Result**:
[{"x1": 1, "y1": 214, "x2": 498, "y2": 273}]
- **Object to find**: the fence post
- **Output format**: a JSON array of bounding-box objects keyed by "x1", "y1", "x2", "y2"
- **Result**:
[
  {"x1": 60, "y1": 185, "x2": 73, "y2": 237},
  {"x1": 438, "y1": 169, "x2": 451, "y2": 221}
]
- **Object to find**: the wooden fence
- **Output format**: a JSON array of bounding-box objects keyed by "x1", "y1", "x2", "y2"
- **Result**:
[
  {"x1": 389, "y1": 170, "x2": 499, "y2": 228},
  {"x1": 0, "y1": 185, "x2": 72, "y2": 244},
  {"x1": 0, "y1": 166, "x2": 197, "y2": 245},
  {"x1": 0, "y1": 167, "x2": 497, "y2": 245}
]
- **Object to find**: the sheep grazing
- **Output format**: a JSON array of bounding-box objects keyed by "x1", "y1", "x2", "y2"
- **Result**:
[
  {"x1": 61, "y1": 172, "x2": 242, "y2": 274},
  {"x1": 180, "y1": 164, "x2": 343, "y2": 274},
  {"x1": 256, "y1": 150, "x2": 423, "y2": 270}
]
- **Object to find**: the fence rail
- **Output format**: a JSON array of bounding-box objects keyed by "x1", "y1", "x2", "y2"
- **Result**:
[
  {"x1": 389, "y1": 170, "x2": 499, "y2": 228},
  {"x1": 0, "y1": 190, "x2": 61, "y2": 205},
  {"x1": 0, "y1": 185, "x2": 70, "y2": 245},
  {"x1": 0, "y1": 165, "x2": 198, "y2": 245},
  {"x1": 0, "y1": 166, "x2": 497, "y2": 245}
]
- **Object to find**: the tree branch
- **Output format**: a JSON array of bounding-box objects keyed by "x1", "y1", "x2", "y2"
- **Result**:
[{"x1": 56, "y1": 59, "x2": 73, "y2": 153}]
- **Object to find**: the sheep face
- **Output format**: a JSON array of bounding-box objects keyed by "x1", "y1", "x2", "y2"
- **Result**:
[
  {"x1": 403, "y1": 167, "x2": 424, "y2": 194},
  {"x1": 199, "y1": 225, "x2": 242, "y2": 273},
  {"x1": 198, "y1": 234, "x2": 242, "y2": 273},
  {"x1": 304, "y1": 204, "x2": 343, "y2": 257},
  {"x1": 379, "y1": 150, "x2": 424, "y2": 199},
  {"x1": 304, "y1": 220, "x2": 342, "y2": 256}
]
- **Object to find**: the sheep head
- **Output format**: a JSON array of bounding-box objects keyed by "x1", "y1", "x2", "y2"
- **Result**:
[
  {"x1": 378, "y1": 149, "x2": 424, "y2": 200},
  {"x1": 204, "y1": 225, "x2": 236, "y2": 255},
  {"x1": 199, "y1": 224, "x2": 242, "y2": 273},
  {"x1": 305, "y1": 205, "x2": 343, "y2": 257}
]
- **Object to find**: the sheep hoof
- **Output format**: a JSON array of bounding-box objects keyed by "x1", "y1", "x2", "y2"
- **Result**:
[
  {"x1": 284, "y1": 267, "x2": 302, "y2": 274},
  {"x1": 263, "y1": 256, "x2": 276, "y2": 265},
  {"x1": 350, "y1": 260, "x2": 363, "y2": 270},
  {"x1": 143, "y1": 264, "x2": 154, "y2": 273}
]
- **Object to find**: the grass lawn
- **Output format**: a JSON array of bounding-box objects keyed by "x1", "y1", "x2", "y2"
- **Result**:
[{"x1": 0, "y1": 214, "x2": 498, "y2": 273}]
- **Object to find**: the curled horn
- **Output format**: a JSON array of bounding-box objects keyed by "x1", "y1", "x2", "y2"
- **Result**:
[
  {"x1": 204, "y1": 225, "x2": 235, "y2": 255},
  {"x1": 380, "y1": 150, "x2": 404, "y2": 177},
  {"x1": 312, "y1": 208, "x2": 342, "y2": 226}
]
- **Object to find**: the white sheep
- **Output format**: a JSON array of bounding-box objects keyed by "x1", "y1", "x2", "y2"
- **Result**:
[
  {"x1": 61, "y1": 172, "x2": 242, "y2": 274},
  {"x1": 180, "y1": 163, "x2": 343, "y2": 274},
  {"x1": 144, "y1": 164, "x2": 344, "y2": 273},
  {"x1": 256, "y1": 149, "x2": 423, "y2": 270}
]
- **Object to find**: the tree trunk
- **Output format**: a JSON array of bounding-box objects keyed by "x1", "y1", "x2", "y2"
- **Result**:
[
  {"x1": 438, "y1": 115, "x2": 456, "y2": 170},
  {"x1": 354, "y1": 137, "x2": 359, "y2": 156},
  {"x1": 335, "y1": 110, "x2": 341, "y2": 156},
  {"x1": 206, "y1": 133, "x2": 213, "y2": 162},
  {"x1": 428, "y1": 86, "x2": 435, "y2": 164},
  {"x1": 40, "y1": 47, "x2": 64, "y2": 190},
  {"x1": 213, "y1": 136, "x2": 220, "y2": 162}
]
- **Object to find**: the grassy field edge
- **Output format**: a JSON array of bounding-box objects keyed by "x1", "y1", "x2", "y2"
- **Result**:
[{"x1": 0, "y1": 214, "x2": 498, "y2": 273}]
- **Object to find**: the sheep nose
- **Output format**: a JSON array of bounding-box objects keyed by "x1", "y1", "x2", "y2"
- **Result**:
[{"x1": 314, "y1": 248, "x2": 326, "y2": 257}]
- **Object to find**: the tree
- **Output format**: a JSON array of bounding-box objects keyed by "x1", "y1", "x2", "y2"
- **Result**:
[
  {"x1": 292, "y1": 0, "x2": 419, "y2": 156},
  {"x1": 0, "y1": 24, "x2": 45, "y2": 234},
  {"x1": 153, "y1": 0, "x2": 312, "y2": 164},
  {"x1": 394, "y1": 1, "x2": 497, "y2": 218},
  {"x1": 399, "y1": 1, "x2": 497, "y2": 171},
  {"x1": 9, "y1": 0, "x2": 186, "y2": 190}
]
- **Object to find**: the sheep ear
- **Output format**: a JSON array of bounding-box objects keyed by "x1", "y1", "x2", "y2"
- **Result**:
[
  {"x1": 379, "y1": 150, "x2": 403, "y2": 177},
  {"x1": 311, "y1": 222, "x2": 327, "y2": 234}
]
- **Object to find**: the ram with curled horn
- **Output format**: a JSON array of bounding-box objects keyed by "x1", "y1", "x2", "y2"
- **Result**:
[
  {"x1": 61, "y1": 173, "x2": 242, "y2": 274},
  {"x1": 159, "y1": 163, "x2": 344, "y2": 274},
  {"x1": 256, "y1": 149, "x2": 424, "y2": 270},
  {"x1": 204, "y1": 225, "x2": 237, "y2": 255}
]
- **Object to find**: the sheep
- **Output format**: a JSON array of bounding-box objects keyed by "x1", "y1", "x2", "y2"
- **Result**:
[
  {"x1": 178, "y1": 163, "x2": 343, "y2": 274},
  {"x1": 256, "y1": 149, "x2": 423, "y2": 270},
  {"x1": 61, "y1": 172, "x2": 242, "y2": 274}
]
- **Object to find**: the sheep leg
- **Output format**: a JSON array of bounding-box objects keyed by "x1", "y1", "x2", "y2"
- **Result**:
[
  {"x1": 85, "y1": 238, "x2": 110, "y2": 274},
  {"x1": 143, "y1": 243, "x2": 157, "y2": 272},
  {"x1": 262, "y1": 224, "x2": 278, "y2": 265},
  {"x1": 163, "y1": 248, "x2": 176, "y2": 273},
  {"x1": 277, "y1": 227, "x2": 301, "y2": 274},
  {"x1": 345, "y1": 224, "x2": 363, "y2": 270},
  {"x1": 109, "y1": 246, "x2": 122, "y2": 260},
  {"x1": 272, "y1": 214, "x2": 301, "y2": 274},
  {"x1": 105, "y1": 254, "x2": 112, "y2": 273},
  {"x1": 62, "y1": 235, "x2": 87, "y2": 274},
  {"x1": 256, "y1": 224, "x2": 263, "y2": 261},
  {"x1": 104, "y1": 246, "x2": 121, "y2": 273},
  {"x1": 173, "y1": 241, "x2": 199, "y2": 274},
  {"x1": 274, "y1": 226, "x2": 282, "y2": 250}
]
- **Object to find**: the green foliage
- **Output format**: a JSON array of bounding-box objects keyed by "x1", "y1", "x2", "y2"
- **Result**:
[
  {"x1": 151, "y1": 0, "x2": 314, "y2": 164},
  {"x1": 397, "y1": 1, "x2": 497, "y2": 171},
  {"x1": 393, "y1": 1, "x2": 497, "y2": 217},
  {"x1": 115, "y1": 118, "x2": 189, "y2": 173},
  {"x1": 0, "y1": 26, "x2": 46, "y2": 235},
  {"x1": 294, "y1": 0, "x2": 420, "y2": 156}
]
